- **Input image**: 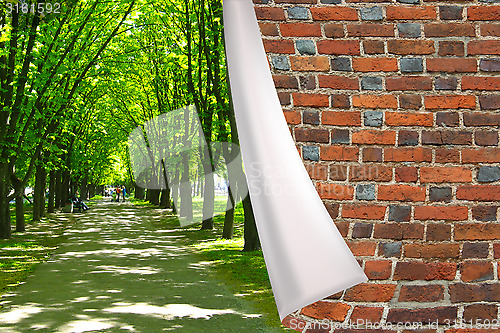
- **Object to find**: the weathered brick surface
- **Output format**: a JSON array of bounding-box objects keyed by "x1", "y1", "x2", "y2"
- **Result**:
[{"x1": 255, "y1": 0, "x2": 500, "y2": 328}]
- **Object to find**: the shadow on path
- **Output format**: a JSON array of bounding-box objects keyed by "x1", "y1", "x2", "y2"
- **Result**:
[{"x1": 0, "y1": 201, "x2": 281, "y2": 332}]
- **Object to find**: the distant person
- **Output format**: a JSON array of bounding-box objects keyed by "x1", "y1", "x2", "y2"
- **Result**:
[
  {"x1": 111, "y1": 190, "x2": 116, "y2": 202},
  {"x1": 116, "y1": 186, "x2": 121, "y2": 202},
  {"x1": 122, "y1": 186, "x2": 127, "y2": 202}
]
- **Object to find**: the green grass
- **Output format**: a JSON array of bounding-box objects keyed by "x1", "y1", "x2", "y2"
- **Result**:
[{"x1": 149, "y1": 198, "x2": 291, "y2": 331}]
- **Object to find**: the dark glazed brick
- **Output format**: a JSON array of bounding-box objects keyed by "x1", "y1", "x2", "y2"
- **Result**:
[
  {"x1": 352, "y1": 223, "x2": 373, "y2": 238},
  {"x1": 303, "y1": 146, "x2": 320, "y2": 161},
  {"x1": 477, "y1": 166, "x2": 500, "y2": 183},
  {"x1": 440, "y1": 6, "x2": 462, "y2": 20},
  {"x1": 320, "y1": 0, "x2": 341, "y2": 3},
  {"x1": 436, "y1": 112, "x2": 459, "y2": 127},
  {"x1": 361, "y1": 76, "x2": 383, "y2": 91},
  {"x1": 422, "y1": 131, "x2": 472, "y2": 146},
  {"x1": 364, "y1": 111, "x2": 384, "y2": 127},
  {"x1": 278, "y1": 92, "x2": 291, "y2": 105},
  {"x1": 479, "y1": 95, "x2": 500, "y2": 110},
  {"x1": 389, "y1": 206, "x2": 411, "y2": 222},
  {"x1": 475, "y1": 131, "x2": 499, "y2": 146},
  {"x1": 303, "y1": 110, "x2": 320, "y2": 125},
  {"x1": 300, "y1": 76, "x2": 316, "y2": 90},
  {"x1": 379, "y1": 242, "x2": 402, "y2": 258},
  {"x1": 480, "y1": 59, "x2": 500, "y2": 72},
  {"x1": 472, "y1": 206, "x2": 498, "y2": 221},
  {"x1": 360, "y1": 7, "x2": 384, "y2": 21},
  {"x1": 462, "y1": 242, "x2": 490, "y2": 258},
  {"x1": 429, "y1": 187, "x2": 452, "y2": 202},
  {"x1": 435, "y1": 77, "x2": 458, "y2": 90},
  {"x1": 400, "y1": 95, "x2": 422, "y2": 109},
  {"x1": 398, "y1": 23, "x2": 421, "y2": 38},
  {"x1": 331, "y1": 129, "x2": 350, "y2": 144},
  {"x1": 296, "y1": 40, "x2": 316, "y2": 55},
  {"x1": 331, "y1": 94, "x2": 350, "y2": 109},
  {"x1": 356, "y1": 184, "x2": 376, "y2": 201},
  {"x1": 398, "y1": 130, "x2": 419, "y2": 146},
  {"x1": 438, "y1": 41, "x2": 464, "y2": 57},
  {"x1": 271, "y1": 56, "x2": 290, "y2": 71},
  {"x1": 331, "y1": 57, "x2": 352, "y2": 71},
  {"x1": 398, "y1": 0, "x2": 419, "y2": 3},
  {"x1": 287, "y1": 7, "x2": 309, "y2": 20},
  {"x1": 401, "y1": 58, "x2": 423, "y2": 73}
]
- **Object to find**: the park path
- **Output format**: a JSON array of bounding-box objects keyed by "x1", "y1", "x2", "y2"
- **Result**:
[{"x1": 0, "y1": 201, "x2": 282, "y2": 333}]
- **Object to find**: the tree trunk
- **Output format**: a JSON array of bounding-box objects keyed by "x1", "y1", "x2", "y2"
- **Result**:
[
  {"x1": 80, "y1": 176, "x2": 88, "y2": 200},
  {"x1": 33, "y1": 165, "x2": 45, "y2": 222},
  {"x1": 61, "y1": 170, "x2": 71, "y2": 205},
  {"x1": 242, "y1": 195, "x2": 260, "y2": 251},
  {"x1": 134, "y1": 185, "x2": 145, "y2": 200},
  {"x1": 179, "y1": 153, "x2": 193, "y2": 220},
  {"x1": 55, "y1": 169, "x2": 62, "y2": 208},
  {"x1": 149, "y1": 189, "x2": 160, "y2": 205},
  {"x1": 201, "y1": 170, "x2": 214, "y2": 230},
  {"x1": 159, "y1": 189, "x2": 171, "y2": 208},
  {"x1": 0, "y1": 163, "x2": 12, "y2": 239},
  {"x1": 48, "y1": 170, "x2": 56, "y2": 213},
  {"x1": 16, "y1": 194, "x2": 25, "y2": 232},
  {"x1": 222, "y1": 185, "x2": 235, "y2": 239}
]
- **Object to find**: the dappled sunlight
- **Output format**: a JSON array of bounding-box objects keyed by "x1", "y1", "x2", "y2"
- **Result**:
[
  {"x1": 0, "y1": 304, "x2": 43, "y2": 324},
  {"x1": 90, "y1": 265, "x2": 161, "y2": 275}
]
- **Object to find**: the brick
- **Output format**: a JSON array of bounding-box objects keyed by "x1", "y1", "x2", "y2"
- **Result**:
[
  {"x1": 324, "y1": 23, "x2": 344, "y2": 38},
  {"x1": 424, "y1": 24, "x2": 475, "y2": 37},
  {"x1": 455, "y1": 223, "x2": 500, "y2": 240},
  {"x1": 352, "y1": 223, "x2": 373, "y2": 238},
  {"x1": 352, "y1": 130, "x2": 396, "y2": 145},
  {"x1": 468, "y1": 41, "x2": 500, "y2": 55},
  {"x1": 255, "y1": 7, "x2": 285, "y2": 20},
  {"x1": 306, "y1": 164, "x2": 327, "y2": 180},
  {"x1": 364, "y1": 111, "x2": 383, "y2": 127},
  {"x1": 284, "y1": 110, "x2": 301, "y2": 125},
  {"x1": 273, "y1": 75, "x2": 299, "y2": 89},
  {"x1": 481, "y1": 23, "x2": 500, "y2": 36},
  {"x1": 316, "y1": 183, "x2": 355, "y2": 200},
  {"x1": 353, "y1": 95, "x2": 398, "y2": 109},
  {"x1": 361, "y1": 76, "x2": 383, "y2": 90},
  {"x1": 427, "y1": 223, "x2": 451, "y2": 241},
  {"x1": 323, "y1": 111, "x2": 361, "y2": 126},
  {"x1": 427, "y1": 58, "x2": 477, "y2": 73},
  {"x1": 462, "y1": 76, "x2": 500, "y2": 90},
  {"x1": 378, "y1": 185, "x2": 426, "y2": 202},
  {"x1": 326, "y1": 202, "x2": 340, "y2": 219},
  {"x1": 420, "y1": 167, "x2": 472, "y2": 183},
  {"x1": 386, "y1": 6, "x2": 437, "y2": 20},
  {"x1": 271, "y1": 56, "x2": 290, "y2": 71},
  {"x1": 295, "y1": 128, "x2": 329, "y2": 143},
  {"x1": 363, "y1": 148, "x2": 382, "y2": 162},
  {"x1": 463, "y1": 304, "x2": 498, "y2": 321},
  {"x1": 331, "y1": 95, "x2": 350, "y2": 109},
  {"x1": 472, "y1": 206, "x2": 498, "y2": 222},
  {"x1": 331, "y1": 129, "x2": 350, "y2": 144},
  {"x1": 388, "y1": 40, "x2": 435, "y2": 55},
  {"x1": 350, "y1": 306, "x2": 384, "y2": 323},
  {"x1": 329, "y1": 165, "x2": 348, "y2": 181},
  {"x1": 462, "y1": 148, "x2": 500, "y2": 163},
  {"x1": 424, "y1": 96, "x2": 476, "y2": 110},
  {"x1": 387, "y1": 76, "x2": 432, "y2": 91},
  {"x1": 348, "y1": 24, "x2": 394, "y2": 37},
  {"x1": 295, "y1": 40, "x2": 316, "y2": 56},
  {"x1": 436, "y1": 112, "x2": 459, "y2": 127},
  {"x1": 394, "y1": 262, "x2": 457, "y2": 281},
  {"x1": 414, "y1": 206, "x2": 468, "y2": 221},
  {"x1": 320, "y1": 147, "x2": 359, "y2": 161},
  {"x1": 318, "y1": 75, "x2": 359, "y2": 90},
  {"x1": 400, "y1": 94, "x2": 422, "y2": 109},
  {"x1": 398, "y1": 23, "x2": 421, "y2": 38},
  {"x1": 496, "y1": 243, "x2": 500, "y2": 259},
  {"x1": 386, "y1": 307, "x2": 457, "y2": 324},
  {"x1": 480, "y1": 58, "x2": 500, "y2": 72},
  {"x1": 303, "y1": 111, "x2": 319, "y2": 125},
  {"x1": 365, "y1": 260, "x2": 391, "y2": 280},
  {"x1": 379, "y1": 242, "x2": 402, "y2": 258},
  {"x1": 462, "y1": 242, "x2": 489, "y2": 258},
  {"x1": 405, "y1": 243, "x2": 460, "y2": 259},
  {"x1": 398, "y1": 285, "x2": 445, "y2": 302},
  {"x1": 303, "y1": 146, "x2": 319, "y2": 161},
  {"x1": 388, "y1": 205, "x2": 411, "y2": 222},
  {"x1": 477, "y1": 166, "x2": 500, "y2": 183},
  {"x1": 345, "y1": 240, "x2": 377, "y2": 256},
  {"x1": 363, "y1": 40, "x2": 384, "y2": 54},
  {"x1": 287, "y1": 6, "x2": 309, "y2": 20},
  {"x1": 440, "y1": 6, "x2": 462, "y2": 20},
  {"x1": 386, "y1": 112, "x2": 433, "y2": 127},
  {"x1": 344, "y1": 283, "x2": 396, "y2": 302},
  {"x1": 300, "y1": 76, "x2": 316, "y2": 90},
  {"x1": 259, "y1": 23, "x2": 279, "y2": 36},
  {"x1": 280, "y1": 23, "x2": 321, "y2": 37},
  {"x1": 301, "y1": 301, "x2": 350, "y2": 322},
  {"x1": 395, "y1": 167, "x2": 418, "y2": 182},
  {"x1": 468, "y1": 6, "x2": 500, "y2": 21},
  {"x1": 460, "y1": 261, "x2": 494, "y2": 282},
  {"x1": 331, "y1": 57, "x2": 352, "y2": 71},
  {"x1": 293, "y1": 93, "x2": 329, "y2": 107},
  {"x1": 350, "y1": 165, "x2": 392, "y2": 182},
  {"x1": 400, "y1": 58, "x2": 423, "y2": 73},
  {"x1": 356, "y1": 184, "x2": 376, "y2": 201},
  {"x1": 278, "y1": 92, "x2": 291, "y2": 105},
  {"x1": 450, "y1": 283, "x2": 500, "y2": 302},
  {"x1": 398, "y1": 130, "x2": 419, "y2": 146},
  {"x1": 435, "y1": 77, "x2": 458, "y2": 91},
  {"x1": 290, "y1": 56, "x2": 329, "y2": 72},
  {"x1": 352, "y1": 58, "x2": 398, "y2": 72},
  {"x1": 264, "y1": 40, "x2": 295, "y2": 54},
  {"x1": 310, "y1": 7, "x2": 358, "y2": 21},
  {"x1": 384, "y1": 148, "x2": 432, "y2": 162},
  {"x1": 360, "y1": 6, "x2": 383, "y2": 21},
  {"x1": 438, "y1": 41, "x2": 464, "y2": 56},
  {"x1": 429, "y1": 187, "x2": 452, "y2": 202},
  {"x1": 343, "y1": 204, "x2": 386, "y2": 219},
  {"x1": 374, "y1": 223, "x2": 424, "y2": 240}
]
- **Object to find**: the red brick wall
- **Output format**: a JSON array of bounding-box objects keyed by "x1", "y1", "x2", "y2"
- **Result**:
[{"x1": 253, "y1": 0, "x2": 500, "y2": 331}]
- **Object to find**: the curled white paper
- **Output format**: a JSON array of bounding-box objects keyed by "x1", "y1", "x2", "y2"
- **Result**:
[{"x1": 223, "y1": 0, "x2": 368, "y2": 322}]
